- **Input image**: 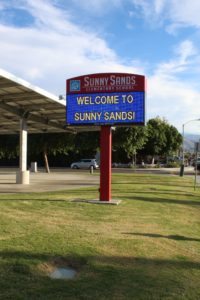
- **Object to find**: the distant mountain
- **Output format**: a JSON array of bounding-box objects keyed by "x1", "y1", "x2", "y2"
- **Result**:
[{"x1": 184, "y1": 134, "x2": 200, "y2": 151}]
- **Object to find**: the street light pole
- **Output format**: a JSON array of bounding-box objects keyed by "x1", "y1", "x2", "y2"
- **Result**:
[
  {"x1": 182, "y1": 123, "x2": 185, "y2": 167},
  {"x1": 180, "y1": 118, "x2": 200, "y2": 177}
]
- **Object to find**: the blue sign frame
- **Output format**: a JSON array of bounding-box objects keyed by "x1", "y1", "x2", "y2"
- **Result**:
[{"x1": 66, "y1": 91, "x2": 145, "y2": 126}]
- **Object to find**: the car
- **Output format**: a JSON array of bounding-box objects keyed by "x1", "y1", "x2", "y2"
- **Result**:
[{"x1": 70, "y1": 159, "x2": 99, "y2": 169}]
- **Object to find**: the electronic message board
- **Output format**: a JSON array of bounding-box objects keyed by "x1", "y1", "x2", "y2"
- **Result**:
[{"x1": 66, "y1": 73, "x2": 145, "y2": 126}]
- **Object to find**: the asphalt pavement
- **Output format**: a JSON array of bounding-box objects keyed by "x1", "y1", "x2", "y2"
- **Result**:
[
  {"x1": 0, "y1": 166, "x2": 196, "y2": 194},
  {"x1": 0, "y1": 168, "x2": 99, "y2": 193}
]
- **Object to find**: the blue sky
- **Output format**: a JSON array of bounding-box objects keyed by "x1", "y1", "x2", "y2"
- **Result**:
[{"x1": 0, "y1": 0, "x2": 200, "y2": 133}]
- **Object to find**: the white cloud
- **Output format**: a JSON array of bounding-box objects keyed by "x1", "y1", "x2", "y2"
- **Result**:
[
  {"x1": 0, "y1": 0, "x2": 143, "y2": 94},
  {"x1": 147, "y1": 39, "x2": 200, "y2": 133},
  {"x1": 169, "y1": 0, "x2": 200, "y2": 28},
  {"x1": 154, "y1": 40, "x2": 198, "y2": 77},
  {"x1": 131, "y1": 0, "x2": 167, "y2": 24},
  {"x1": 71, "y1": 0, "x2": 123, "y2": 13},
  {"x1": 148, "y1": 74, "x2": 200, "y2": 132},
  {"x1": 154, "y1": 0, "x2": 166, "y2": 14},
  {"x1": 131, "y1": 0, "x2": 152, "y2": 17},
  {"x1": 131, "y1": 0, "x2": 200, "y2": 32},
  {"x1": 175, "y1": 40, "x2": 197, "y2": 62}
]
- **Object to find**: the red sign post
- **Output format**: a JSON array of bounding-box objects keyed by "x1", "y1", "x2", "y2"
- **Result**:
[
  {"x1": 66, "y1": 73, "x2": 146, "y2": 203},
  {"x1": 100, "y1": 126, "x2": 112, "y2": 201}
]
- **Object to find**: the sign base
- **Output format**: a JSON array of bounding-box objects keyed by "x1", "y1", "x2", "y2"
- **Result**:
[{"x1": 87, "y1": 199, "x2": 121, "y2": 205}]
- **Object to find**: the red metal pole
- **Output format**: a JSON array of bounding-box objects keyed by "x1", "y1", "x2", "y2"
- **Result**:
[{"x1": 100, "y1": 126, "x2": 112, "y2": 201}]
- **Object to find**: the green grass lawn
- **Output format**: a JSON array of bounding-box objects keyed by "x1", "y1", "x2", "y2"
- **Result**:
[{"x1": 0, "y1": 173, "x2": 200, "y2": 300}]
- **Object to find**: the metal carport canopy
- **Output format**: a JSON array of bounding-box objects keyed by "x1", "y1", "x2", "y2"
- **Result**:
[
  {"x1": 0, "y1": 68, "x2": 99, "y2": 134},
  {"x1": 0, "y1": 69, "x2": 99, "y2": 184}
]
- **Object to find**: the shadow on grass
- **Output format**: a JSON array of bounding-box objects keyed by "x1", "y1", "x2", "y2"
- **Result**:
[
  {"x1": 122, "y1": 232, "x2": 200, "y2": 242},
  {"x1": 0, "y1": 188, "x2": 98, "y2": 198},
  {"x1": 0, "y1": 196, "x2": 98, "y2": 202},
  {"x1": 112, "y1": 181, "x2": 193, "y2": 188},
  {"x1": 120, "y1": 195, "x2": 200, "y2": 206},
  {"x1": 0, "y1": 199, "x2": 96, "y2": 203},
  {"x1": 113, "y1": 189, "x2": 195, "y2": 196},
  {"x1": 1, "y1": 250, "x2": 200, "y2": 300}
]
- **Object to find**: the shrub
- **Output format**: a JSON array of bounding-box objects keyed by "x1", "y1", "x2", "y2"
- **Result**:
[{"x1": 165, "y1": 162, "x2": 180, "y2": 168}]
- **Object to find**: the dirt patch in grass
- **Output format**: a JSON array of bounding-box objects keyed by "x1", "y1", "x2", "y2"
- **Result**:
[{"x1": 38, "y1": 256, "x2": 86, "y2": 278}]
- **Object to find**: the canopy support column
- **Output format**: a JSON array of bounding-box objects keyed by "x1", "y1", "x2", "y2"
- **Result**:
[{"x1": 16, "y1": 118, "x2": 30, "y2": 184}]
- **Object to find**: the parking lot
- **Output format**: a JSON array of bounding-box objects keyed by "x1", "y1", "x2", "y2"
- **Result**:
[{"x1": 0, "y1": 168, "x2": 100, "y2": 193}]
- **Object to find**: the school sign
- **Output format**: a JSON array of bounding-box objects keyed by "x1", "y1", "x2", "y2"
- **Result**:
[{"x1": 66, "y1": 73, "x2": 146, "y2": 126}]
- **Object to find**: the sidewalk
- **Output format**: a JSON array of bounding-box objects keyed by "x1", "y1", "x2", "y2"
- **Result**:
[{"x1": 0, "y1": 168, "x2": 99, "y2": 193}]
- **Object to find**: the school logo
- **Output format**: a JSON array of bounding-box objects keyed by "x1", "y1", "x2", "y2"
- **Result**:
[{"x1": 70, "y1": 80, "x2": 80, "y2": 91}]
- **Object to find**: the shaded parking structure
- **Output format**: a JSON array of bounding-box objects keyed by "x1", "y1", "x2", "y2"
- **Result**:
[{"x1": 0, "y1": 69, "x2": 99, "y2": 185}]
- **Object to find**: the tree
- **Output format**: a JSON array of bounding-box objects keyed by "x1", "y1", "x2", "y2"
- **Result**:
[
  {"x1": 28, "y1": 132, "x2": 75, "y2": 172},
  {"x1": 163, "y1": 124, "x2": 182, "y2": 156},
  {"x1": 0, "y1": 134, "x2": 18, "y2": 159},
  {"x1": 74, "y1": 131, "x2": 99, "y2": 158},
  {"x1": 142, "y1": 117, "x2": 182, "y2": 163},
  {"x1": 113, "y1": 126, "x2": 148, "y2": 165}
]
